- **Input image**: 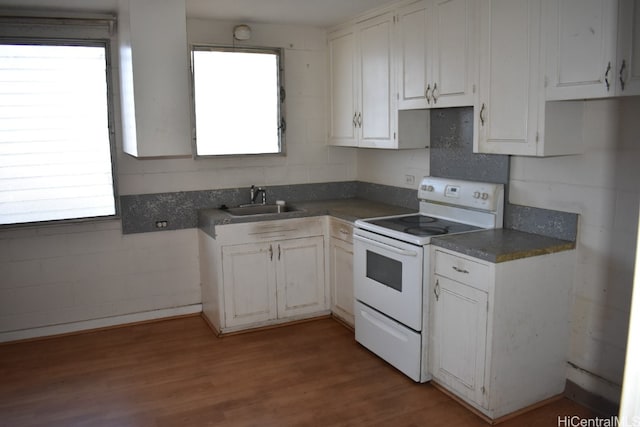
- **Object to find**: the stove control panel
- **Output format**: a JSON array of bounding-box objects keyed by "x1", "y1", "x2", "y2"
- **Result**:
[{"x1": 418, "y1": 177, "x2": 504, "y2": 212}]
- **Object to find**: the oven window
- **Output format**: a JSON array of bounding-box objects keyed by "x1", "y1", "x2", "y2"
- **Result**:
[{"x1": 366, "y1": 251, "x2": 402, "y2": 292}]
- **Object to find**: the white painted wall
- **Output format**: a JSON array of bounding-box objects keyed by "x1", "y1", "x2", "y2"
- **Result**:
[
  {"x1": 117, "y1": 18, "x2": 357, "y2": 195},
  {"x1": 510, "y1": 97, "x2": 640, "y2": 403},
  {"x1": 0, "y1": 222, "x2": 201, "y2": 341},
  {"x1": 357, "y1": 148, "x2": 429, "y2": 189},
  {"x1": 0, "y1": 19, "x2": 357, "y2": 341}
]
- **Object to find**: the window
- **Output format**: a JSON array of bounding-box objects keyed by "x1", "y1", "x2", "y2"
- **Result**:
[
  {"x1": 0, "y1": 40, "x2": 116, "y2": 226},
  {"x1": 191, "y1": 46, "x2": 285, "y2": 156}
]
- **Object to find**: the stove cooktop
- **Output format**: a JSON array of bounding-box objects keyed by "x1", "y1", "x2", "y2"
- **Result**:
[{"x1": 356, "y1": 214, "x2": 483, "y2": 245}]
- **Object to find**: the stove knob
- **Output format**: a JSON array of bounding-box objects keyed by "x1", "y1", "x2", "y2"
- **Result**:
[
  {"x1": 473, "y1": 191, "x2": 481, "y2": 199},
  {"x1": 425, "y1": 185, "x2": 434, "y2": 192},
  {"x1": 481, "y1": 192, "x2": 489, "y2": 200}
]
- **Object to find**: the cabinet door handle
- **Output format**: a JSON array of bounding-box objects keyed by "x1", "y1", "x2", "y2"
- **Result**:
[
  {"x1": 277, "y1": 244, "x2": 281, "y2": 260},
  {"x1": 452, "y1": 265, "x2": 469, "y2": 274},
  {"x1": 357, "y1": 112, "x2": 362, "y2": 128},
  {"x1": 425, "y1": 84, "x2": 431, "y2": 104},
  {"x1": 605, "y1": 61, "x2": 612, "y2": 91},
  {"x1": 479, "y1": 103, "x2": 486, "y2": 126},
  {"x1": 432, "y1": 82, "x2": 438, "y2": 104},
  {"x1": 352, "y1": 112, "x2": 358, "y2": 127},
  {"x1": 434, "y1": 280, "x2": 440, "y2": 301},
  {"x1": 619, "y1": 59, "x2": 627, "y2": 92},
  {"x1": 268, "y1": 245, "x2": 273, "y2": 261}
]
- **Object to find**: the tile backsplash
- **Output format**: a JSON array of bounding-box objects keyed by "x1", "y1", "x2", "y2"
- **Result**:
[{"x1": 429, "y1": 106, "x2": 510, "y2": 184}]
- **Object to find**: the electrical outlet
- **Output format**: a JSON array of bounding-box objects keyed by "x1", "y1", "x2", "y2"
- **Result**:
[
  {"x1": 405, "y1": 174, "x2": 415, "y2": 185},
  {"x1": 155, "y1": 220, "x2": 168, "y2": 229}
]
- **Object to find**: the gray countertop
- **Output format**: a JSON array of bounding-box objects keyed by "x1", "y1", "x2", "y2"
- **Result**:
[
  {"x1": 198, "y1": 198, "x2": 414, "y2": 238},
  {"x1": 199, "y1": 198, "x2": 576, "y2": 263},
  {"x1": 431, "y1": 228, "x2": 576, "y2": 263}
]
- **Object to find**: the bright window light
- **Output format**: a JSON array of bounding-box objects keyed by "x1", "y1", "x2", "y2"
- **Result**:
[
  {"x1": 0, "y1": 43, "x2": 116, "y2": 225},
  {"x1": 192, "y1": 47, "x2": 284, "y2": 156}
]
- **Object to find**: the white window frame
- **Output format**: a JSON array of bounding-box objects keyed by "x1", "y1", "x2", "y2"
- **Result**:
[
  {"x1": 0, "y1": 15, "x2": 119, "y2": 228},
  {"x1": 190, "y1": 45, "x2": 286, "y2": 157}
]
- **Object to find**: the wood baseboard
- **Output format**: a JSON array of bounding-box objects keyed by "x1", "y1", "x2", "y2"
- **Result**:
[
  {"x1": 431, "y1": 381, "x2": 563, "y2": 425},
  {"x1": 0, "y1": 310, "x2": 202, "y2": 346},
  {"x1": 330, "y1": 314, "x2": 354, "y2": 332},
  {"x1": 564, "y1": 380, "x2": 619, "y2": 417},
  {"x1": 211, "y1": 314, "x2": 333, "y2": 338}
]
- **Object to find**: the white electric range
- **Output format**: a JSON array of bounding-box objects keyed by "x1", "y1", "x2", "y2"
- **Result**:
[{"x1": 353, "y1": 176, "x2": 505, "y2": 382}]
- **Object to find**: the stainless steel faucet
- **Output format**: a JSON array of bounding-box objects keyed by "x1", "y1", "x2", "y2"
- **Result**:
[{"x1": 250, "y1": 185, "x2": 266, "y2": 204}]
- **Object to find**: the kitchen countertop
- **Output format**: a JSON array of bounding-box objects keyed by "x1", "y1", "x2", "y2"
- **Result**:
[
  {"x1": 199, "y1": 199, "x2": 576, "y2": 263},
  {"x1": 198, "y1": 198, "x2": 414, "y2": 238},
  {"x1": 431, "y1": 228, "x2": 576, "y2": 263}
]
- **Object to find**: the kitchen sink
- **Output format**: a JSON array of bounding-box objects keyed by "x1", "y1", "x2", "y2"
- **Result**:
[{"x1": 224, "y1": 204, "x2": 301, "y2": 217}]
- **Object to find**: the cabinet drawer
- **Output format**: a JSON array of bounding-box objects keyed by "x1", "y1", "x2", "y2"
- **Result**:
[
  {"x1": 329, "y1": 219, "x2": 353, "y2": 243},
  {"x1": 434, "y1": 250, "x2": 489, "y2": 291},
  {"x1": 215, "y1": 217, "x2": 324, "y2": 245}
]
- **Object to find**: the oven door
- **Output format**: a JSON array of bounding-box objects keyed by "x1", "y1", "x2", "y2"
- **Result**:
[{"x1": 353, "y1": 228, "x2": 423, "y2": 331}]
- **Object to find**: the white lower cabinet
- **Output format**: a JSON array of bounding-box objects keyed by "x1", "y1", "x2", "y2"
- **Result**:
[
  {"x1": 276, "y1": 236, "x2": 326, "y2": 318},
  {"x1": 222, "y1": 242, "x2": 278, "y2": 327},
  {"x1": 329, "y1": 218, "x2": 354, "y2": 326},
  {"x1": 429, "y1": 246, "x2": 575, "y2": 420},
  {"x1": 431, "y1": 275, "x2": 488, "y2": 406},
  {"x1": 199, "y1": 217, "x2": 328, "y2": 334}
]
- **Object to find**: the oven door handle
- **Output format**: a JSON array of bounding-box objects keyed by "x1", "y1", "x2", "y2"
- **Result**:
[{"x1": 353, "y1": 234, "x2": 419, "y2": 257}]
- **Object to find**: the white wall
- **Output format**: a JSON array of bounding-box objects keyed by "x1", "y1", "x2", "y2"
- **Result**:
[
  {"x1": 0, "y1": 223, "x2": 201, "y2": 341},
  {"x1": 357, "y1": 148, "x2": 429, "y2": 188},
  {"x1": 117, "y1": 19, "x2": 357, "y2": 195},
  {"x1": 510, "y1": 97, "x2": 640, "y2": 403},
  {"x1": 0, "y1": 19, "x2": 359, "y2": 341}
]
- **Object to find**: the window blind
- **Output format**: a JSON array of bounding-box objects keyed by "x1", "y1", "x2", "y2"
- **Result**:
[{"x1": 0, "y1": 42, "x2": 116, "y2": 225}]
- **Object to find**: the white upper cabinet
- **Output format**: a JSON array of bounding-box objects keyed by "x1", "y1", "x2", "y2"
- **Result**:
[
  {"x1": 476, "y1": 0, "x2": 542, "y2": 156},
  {"x1": 544, "y1": 0, "x2": 619, "y2": 100},
  {"x1": 398, "y1": 0, "x2": 477, "y2": 109},
  {"x1": 475, "y1": 0, "x2": 584, "y2": 157},
  {"x1": 328, "y1": 12, "x2": 396, "y2": 149},
  {"x1": 328, "y1": 27, "x2": 358, "y2": 147},
  {"x1": 357, "y1": 12, "x2": 397, "y2": 148},
  {"x1": 328, "y1": 9, "x2": 428, "y2": 149},
  {"x1": 544, "y1": 0, "x2": 640, "y2": 98},
  {"x1": 617, "y1": 0, "x2": 640, "y2": 95},
  {"x1": 118, "y1": 0, "x2": 193, "y2": 157}
]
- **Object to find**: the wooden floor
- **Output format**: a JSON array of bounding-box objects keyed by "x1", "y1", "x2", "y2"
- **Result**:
[{"x1": 0, "y1": 316, "x2": 595, "y2": 426}]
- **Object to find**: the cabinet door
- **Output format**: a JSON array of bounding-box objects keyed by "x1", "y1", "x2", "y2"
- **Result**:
[
  {"x1": 544, "y1": 0, "x2": 619, "y2": 100},
  {"x1": 222, "y1": 242, "x2": 277, "y2": 327},
  {"x1": 398, "y1": 1, "x2": 430, "y2": 109},
  {"x1": 329, "y1": 237, "x2": 354, "y2": 326},
  {"x1": 431, "y1": 275, "x2": 488, "y2": 407},
  {"x1": 430, "y1": 0, "x2": 476, "y2": 107},
  {"x1": 617, "y1": 0, "x2": 640, "y2": 95},
  {"x1": 328, "y1": 27, "x2": 358, "y2": 147},
  {"x1": 276, "y1": 236, "x2": 326, "y2": 318},
  {"x1": 476, "y1": 0, "x2": 541, "y2": 156},
  {"x1": 357, "y1": 12, "x2": 396, "y2": 149},
  {"x1": 119, "y1": 0, "x2": 192, "y2": 157}
]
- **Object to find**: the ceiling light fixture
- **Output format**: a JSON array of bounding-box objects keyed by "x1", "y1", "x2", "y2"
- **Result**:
[{"x1": 233, "y1": 24, "x2": 251, "y2": 41}]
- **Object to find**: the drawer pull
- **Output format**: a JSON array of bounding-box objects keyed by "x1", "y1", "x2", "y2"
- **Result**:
[
  {"x1": 339, "y1": 228, "x2": 349, "y2": 235},
  {"x1": 434, "y1": 280, "x2": 440, "y2": 301},
  {"x1": 452, "y1": 266, "x2": 469, "y2": 274}
]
